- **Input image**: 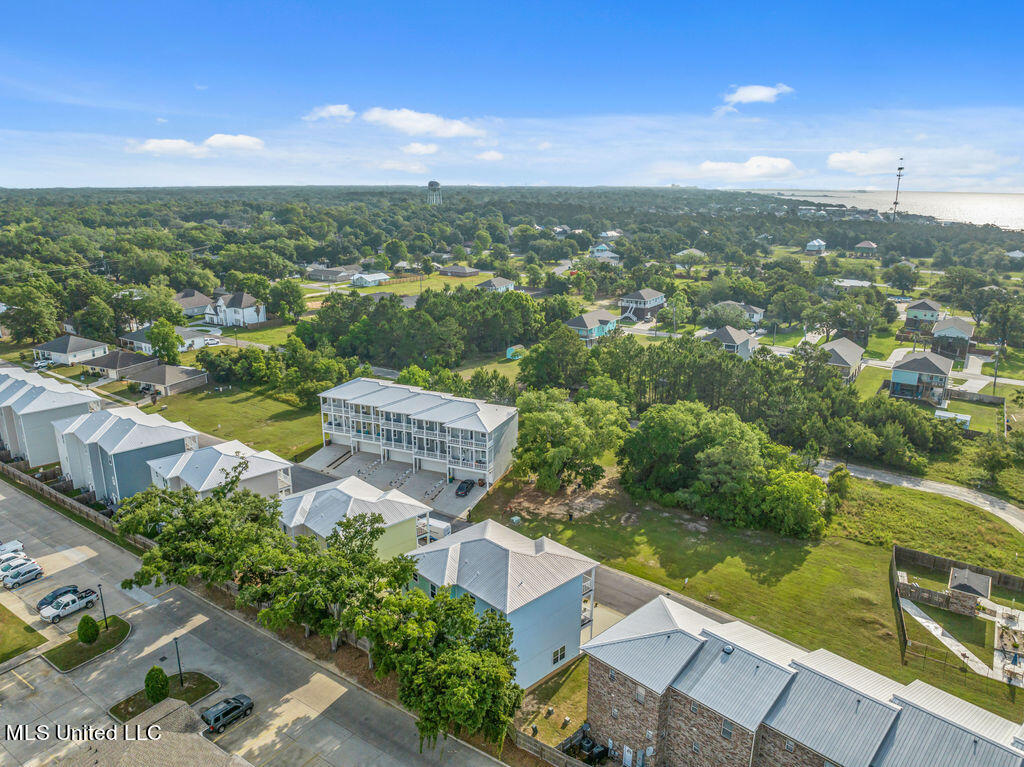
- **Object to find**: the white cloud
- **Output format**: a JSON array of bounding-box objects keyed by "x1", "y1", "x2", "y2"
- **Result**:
[
  {"x1": 723, "y1": 83, "x2": 794, "y2": 106},
  {"x1": 537, "y1": 141, "x2": 553, "y2": 150},
  {"x1": 362, "y1": 107, "x2": 484, "y2": 137},
  {"x1": 652, "y1": 155, "x2": 799, "y2": 182},
  {"x1": 127, "y1": 133, "x2": 264, "y2": 158},
  {"x1": 401, "y1": 142, "x2": 439, "y2": 155},
  {"x1": 194, "y1": 84, "x2": 208, "y2": 91},
  {"x1": 155, "y1": 117, "x2": 167, "y2": 124},
  {"x1": 303, "y1": 104, "x2": 355, "y2": 122},
  {"x1": 827, "y1": 148, "x2": 899, "y2": 175},
  {"x1": 475, "y1": 150, "x2": 504, "y2": 161},
  {"x1": 378, "y1": 159, "x2": 428, "y2": 173}
]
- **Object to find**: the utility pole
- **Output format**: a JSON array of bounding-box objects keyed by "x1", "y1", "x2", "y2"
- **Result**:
[
  {"x1": 174, "y1": 637, "x2": 184, "y2": 686},
  {"x1": 97, "y1": 583, "x2": 108, "y2": 630},
  {"x1": 891, "y1": 158, "x2": 905, "y2": 223}
]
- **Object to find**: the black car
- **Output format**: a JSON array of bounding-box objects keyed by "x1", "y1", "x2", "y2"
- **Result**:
[
  {"x1": 201, "y1": 695, "x2": 253, "y2": 733},
  {"x1": 36, "y1": 585, "x2": 77, "y2": 613},
  {"x1": 455, "y1": 479, "x2": 475, "y2": 497}
]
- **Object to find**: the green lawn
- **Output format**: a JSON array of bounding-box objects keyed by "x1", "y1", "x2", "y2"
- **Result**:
[
  {"x1": 517, "y1": 657, "x2": 588, "y2": 746},
  {"x1": 457, "y1": 352, "x2": 522, "y2": 381},
  {"x1": 43, "y1": 616, "x2": 130, "y2": 671},
  {"x1": 987, "y1": 382, "x2": 1023, "y2": 429},
  {"x1": 984, "y1": 348, "x2": 1024, "y2": 379},
  {"x1": 227, "y1": 323, "x2": 297, "y2": 347},
  {"x1": 0, "y1": 340, "x2": 33, "y2": 364},
  {"x1": 95, "y1": 380, "x2": 146, "y2": 402},
  {"x1": 943, "y1": 399, "x2": 1005, "y2": 434},
  {"x1": 912, "y1": 603, "x2": 996, "y2": 670},
  {"x1": 854, "y1": 365, "x2": 889, "y2": 398},
  {"x1": 764, "y1": 324, "x2": 805, "y2": 348},
  {"x1": 109, "y1": 671, "x2": 219, "y2": 722},
  {"x1": 352, "y1": 274, "x2": 483, "y2": 296},
  {"x1": 140, "y1": 384, "x2": 322, "y2": 460},
  {"x1": 474, "y1": 476, "x2": 1024, "y2": 719},
  {"x1": 0, "y1": 602, "x2": 45, "y2": 663},
  {"x1": 864, "y1": 322, "x2": 914, "y2": 360}
]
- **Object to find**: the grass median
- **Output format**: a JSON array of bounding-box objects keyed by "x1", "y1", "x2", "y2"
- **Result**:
[
  {"x1": 0, "y1": 602, "x2": 45, "y2": 664},
  {"x1": 109, "y1": 671, "x2": 219, "y2": 722},
  {"x1": 43, "y1": 615, "x2": 130, "y2": 671}
]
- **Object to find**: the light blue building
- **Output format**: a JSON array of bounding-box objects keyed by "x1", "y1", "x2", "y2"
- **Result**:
[
  {"x1": 409, "y1": 519, "x2": 598, "y2": 688},
  {"x1": 565, "y1": 309, "x2": 618, "y2": 348},
  {"x1": 889, "y1": 351, "x2": 953, "y2": 406}
]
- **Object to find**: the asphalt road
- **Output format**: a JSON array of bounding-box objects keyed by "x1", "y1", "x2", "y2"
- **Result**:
[{"x1": 0, "y1": 481, "x2": 497, "y2": 767}]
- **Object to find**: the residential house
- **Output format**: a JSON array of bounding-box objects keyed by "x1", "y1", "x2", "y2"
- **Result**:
[
  {"x1": 820, "y1": 337, "x2": 865, "y2": 382},
  {"x1": 0, "y1": 370, "x2": 101, "y2": 467},
  {"x1": 32, "y1": 335, "x2": 109, "y2": 366},
  {"x1": 350, "y1": 272, "x2": 391, "y2": 288},
  {"x1": 319, "y1": 378, "x2": 518, "y2": 488},
  {"x1": 890, "y1": 351, "x2": 954, "y2": 405},
  {"x1": 619, "y1": 289, "x2": 666, "y2": 321},
  {"x1": 675, "y1": 247, "x2": 705, "y2": 259},
  {"x1": 410, "y1": 519, "x2": 597, "y2": 687},
  {"x1": 476, "y1": 277, "x2": 515, "y2": 293},
  {"x1": 278, "y1": 475, "x2": 427, "y2": 558},
  {"x1": 53, "y1": 406, "x2": 199, "y2": 505},
  {"x1": 307, "y1": 266, "x2": 356, "y2": 283},
  {"x1": 551, "y1": 225, "x2": 570, "y2": 239},
  {"x1": 906, "y1": 298, "x2": 942, "y2": 323},
  {"x1": 833, "y1": 278, "x2": 872, "y2": 291},
  {"x1": 702, "y1": 326, "x2": 758, "y2": 360},
  {"x1": 590, "y1": 243, "x2": 611, "y2": 255},
  {"x1": 583, "y1": 595, "x2": 1024, "y2": 767},
  {"x1": 172, "y1": 289, "x2": 214, "y2": 317},
  {"x1": 565, "y1": 310, "x2": 619, "y2": 347},
  {"x1": 84, "y1": 350, "x2": 159, "y2": 379},
  {"x1": 598, "y1": 229, "x2": 623, "y2": 241},
  {"x1": 125, "y1": 364, "x2": 208, "y2": 396},
  {"x1": 714, "y1": 300, "x2": 765, "y2": 325},
  {"x1": 1006, "y1": 250, "x2": 1024, "y2": 260},
  {"x1": 205, "y1": 292, "x2": 266, "y2": 327},
  {"x1": 148, "y1": 440, "x2": 292, "y2": 499},
  {"x1": 506, "y1": 344, "x2": 525, "y2": 360},
  {"x1": 805, "y1": 238, "x2": 827, "y2": 254},
  {"x1": 855, "y1": 240, "x2": 878, "y2": 256},
  {"x1": 438, "y1": 264, "x2": 480, "y2": 278},
  {"x1": 931, "y1": 316, "x2": 975, "y2": 359},
  {"x1": 119, "y1": 325, "x2": 209, "y2": 355}
]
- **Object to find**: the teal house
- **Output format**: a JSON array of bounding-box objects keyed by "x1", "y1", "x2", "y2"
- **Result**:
[
  {"x1": 890, "y1": 351, "x2": 953, "y2": 406},
  {"x1": 906, "y1": 298, "x2": 941, "y2": 323},
  {"x1": 565, "y1": 309, "x2": 618, "y2": 348},
  {"x1": 409, "y1": 519, "x2": 597, "y2": 688},
  {"x1": 506, "y1": 344, "x2": 525, "y2": 360}
]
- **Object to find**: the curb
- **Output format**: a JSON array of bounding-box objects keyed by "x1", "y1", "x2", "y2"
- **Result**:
[
  {"x1": 40, "y1": 617, "x2": 133, "y2": 674},
  {"x1": 108, "y1": 673, "x2": 222, "y2": 723}
]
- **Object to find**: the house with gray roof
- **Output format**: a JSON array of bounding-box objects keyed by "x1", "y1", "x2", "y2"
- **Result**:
[
  {"x1": 173, "y1": 288, "x2": 214, "y2": 317},
  {"x1": 53, "y1": 406, "x2": 198, "y2": 505},
  {"x1": 125, "y1": 364, "x2": 208, "y2": 396},
  {"x1": 890, "y1": 351, "x2": 954, "y2": 405},
  {"x1": 306, "y1": 266, "x2": 357, "y2": 283},
  {"x1": 619, "y1": 288, "x2": 666, "y2": 321},
  {"x1": 410, "y1": 519, "x2": 597, "y2": 687},
  {"x1": 279, "y1": 475, "x2": 427, "y2": 559},
  {"x1": 906, "y1": 298, "x2": 942, "y2": 323},
  {"x1": 714, "y1": 299, "x2": 765, "y2": 324},
  {"x1": 438, "y1": 264, "x2": 480, "y2": 277},
  {"x1": 205, "y1": 292, "x2": 266, "y2": 327},
  {"x1": 148, "y1": 440, "x2": 292, "y2": 500},
  {"x1": 582, "y1": 596, "x2": 1024, "y2": 767},
  {"x1": 119, "y1": 325, "x2": 210, "y2": 355},
  {"x1": 702, "y1": 325, "x2": 758, "y2": 360},
  {"x1": 565, "y1": 309, "x2": 618, "y2": 347},
  {"x1": 820, "y1": 337, "x2": 865, "y2": 382},
  {"x1": 932, "y1": 316, "x2": 976, "y2": 360},
  {"x1": 476, "y1": 276, "x2": 515, "y2": 293},
  {"x1": 84, "y1": 349, "x2": 159, "y2": 379},
  {"x1": 32, "y1": 335, "x2": 108, "y2": 366}
]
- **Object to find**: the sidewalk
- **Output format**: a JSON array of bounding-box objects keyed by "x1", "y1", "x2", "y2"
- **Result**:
[{"x1": 900, "y1": 598, "x2": 1009, "y2": 682}]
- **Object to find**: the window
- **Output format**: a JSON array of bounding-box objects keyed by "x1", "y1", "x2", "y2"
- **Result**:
[
  {"x1": 721, "y1": 719, "x2": 733, "y2": 740},
  {"x1": 609, "y1": 669, "x2": 616, "y2": 681},
  {"x1": 635, "y1": 686, "x2": 645, "y2": 704},
  {"x1": 785, "y1": 740, "x2": 794, "y2": 753},
  {"x1": 611, "y1": 707, "x2": 618, "y2": 719},
  {"x1": 552, "y1": 645, "x2": 566, "y2": 665},
  {"x1": 692, "y1": 742, "x2": 700, "y2": 754},
  {"x1": 689, "y1": 701, "x2": 698, "y2": 714},
  {"x1": 429, "y1": 583, "x2": 436, "y2": 598},
  {"x1": 412, "y1": 573, "x2": 419, "y2": 583}
]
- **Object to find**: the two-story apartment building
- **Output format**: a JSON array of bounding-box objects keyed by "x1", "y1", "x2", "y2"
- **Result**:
[
  {"x1": 148, "y1": 440, "x2": 292, "y2": 499},
  {"x1": 702, "y1": 326, "x2": 759, "y2": 361},
  {"x1": 53, "y1": 406, "x2": 198, "y2": 505},
  {"x1": 583, "y1": 596, "x2": 1024, "y2": 767},
  {"x1": 566, "y1": 310, "x2": 619, "y2": 347},
  {"x1": 319, "y1": 378, "x2": 518, "y2": 488},
  {"x1": 0, "y1": 369, "x2": 101, "y2": 467},
  {"x1": 278, "y1": 475, "x2": 428, "y2": 559},
  {"x1": 32, "y1": 335, "x2": 109, "y2": 366},
  {"x1": 890, "y1": 351, "x2": 953, "y2": 406},
  {"x1": 619, "y1": 289, "x2": 666, "y2": 321},
  {"x1": 205, "y1": 292, "x2": 266, "y2": 327},
  {"x1": 410, "y1": 519, "x2": 598, "y2": 688}
]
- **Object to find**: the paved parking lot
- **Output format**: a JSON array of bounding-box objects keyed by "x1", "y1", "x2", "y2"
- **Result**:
[{"x1": 0, "y1": 481, "x2": 496, "y2": 767}]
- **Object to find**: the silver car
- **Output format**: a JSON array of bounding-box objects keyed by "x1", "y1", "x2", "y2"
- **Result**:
[
  {"x1": 4, "y1": 562, "x2": 43, "y2": 589},
  {"x1": 0, "y1": 557, "x2": 32, "y2": 575}
]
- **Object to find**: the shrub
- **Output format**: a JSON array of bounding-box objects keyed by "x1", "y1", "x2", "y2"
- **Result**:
[
  {"x1": 77, "y1": 614, "x2": 99, "y2": 645},
  {"x1": 145, "y1": 666, "x2": 169, "y2": 704}
]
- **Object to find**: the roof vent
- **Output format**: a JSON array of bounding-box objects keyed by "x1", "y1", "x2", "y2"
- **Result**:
[{"x1": 723, "y1": 645, "x2": 734, "y2": 655}]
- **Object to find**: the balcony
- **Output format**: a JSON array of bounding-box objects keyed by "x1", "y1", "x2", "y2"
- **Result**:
[{"x1": 449, "y1": 457, "x2": 489, "y2": 471}]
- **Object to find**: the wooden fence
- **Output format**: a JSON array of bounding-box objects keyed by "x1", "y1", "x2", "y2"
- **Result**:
[
  {"x1": 894, "y1": 544, "x2": 1024, "y2": 594},
  {"x1": 510, "y1": 729, "x2": 588, "y2": 767},
  {"x1": 888, "y1": 546, "x2": 908, "y2": 660}
]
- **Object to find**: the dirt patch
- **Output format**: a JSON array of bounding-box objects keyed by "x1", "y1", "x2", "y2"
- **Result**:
[{"x1": 505, "y1": 470, "x2": 630, "y2": 521}]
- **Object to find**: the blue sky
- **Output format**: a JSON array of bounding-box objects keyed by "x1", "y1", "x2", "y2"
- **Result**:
[{"x1": 2, "y1": 1, "x2": 1023, "y2": 189}]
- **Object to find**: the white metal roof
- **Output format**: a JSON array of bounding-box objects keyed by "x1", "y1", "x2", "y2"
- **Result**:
[
  {"x1": 54, "y1": 406, "x2": 196, "y2": 455},
  {"x1": 410, "y1": 519, "x2": 597, "y2": 614},
  {"x1": 10, "y1": 384, "x2": 98, "y2": 415},
  {"x1": 147, "y1": 440, "x2": 290, "y2": 492},
  {"x1": 279, "y1": 475, "x2": 428, "y2": 538}
]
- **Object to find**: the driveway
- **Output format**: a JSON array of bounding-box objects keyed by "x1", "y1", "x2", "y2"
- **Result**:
[{"x1": 0, "y1": 482, "x2": 496, "y2": 767}]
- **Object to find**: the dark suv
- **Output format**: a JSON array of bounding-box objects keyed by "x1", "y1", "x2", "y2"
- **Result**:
[
  {"x1": 201, "y1": 694, "x2": 253, "y2": 733},
  {"x1": 455, "y1": 479, "x2": 475, "y2": 497}
]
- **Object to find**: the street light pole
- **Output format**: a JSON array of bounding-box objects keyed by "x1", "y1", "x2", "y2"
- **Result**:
[
  {"x1": 174, "y1": 637, "x2": 184, "y2": 686},
  {"x1": 97, "y1": 583, "x2": 108, "y2": 630}
]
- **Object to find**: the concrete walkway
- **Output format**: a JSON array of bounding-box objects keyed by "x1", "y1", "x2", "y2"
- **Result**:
[
  {"x1": 817, "y1": 459, "x2": 1024, "y2": 536},
  {"x1": 900, "y1": 598, "x2": 1005, "y2": 681}
]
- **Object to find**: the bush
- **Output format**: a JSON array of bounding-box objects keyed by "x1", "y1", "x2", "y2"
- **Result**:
[
  {"x1": 77, "y1": 614, "x2": 99, "y2": 645},
  {"x1": 145, "y1": 666, "x2": 169, "y2": 705}
]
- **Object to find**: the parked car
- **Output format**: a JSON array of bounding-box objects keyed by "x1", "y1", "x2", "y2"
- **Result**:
[
  {"x1": 455, "y1": 479, "x2": 475, "y2": 497},
  {"x1": 39, "y1": 588, "x2": 96, "y2": 623},
  {"x1": 0, "y1": 539, "x2": 24, "y2": 556},
  {"x1": 4, "y1": 562, "x2": 43, "y2": 589},
  {"x1": 201, "y1": 695, "x2": 253, "y2": 733},
  {"x1": 37, "y1": 585, "x2": 79, "y2": 613},
  {"x1": 203, "y1": 337, "x2": 221, "y2": 346},
  {"x1": 0, "y1": 551, "x2": 25, "y2": 568},
  {"x1": 0, "y1": 557, "x2": 32, "y2": 575},
  {"x1": 32, "y1": 359, "x2": 51, "y2": 369}
]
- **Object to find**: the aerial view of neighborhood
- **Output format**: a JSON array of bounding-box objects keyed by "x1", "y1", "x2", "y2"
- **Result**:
[{"x1": 2, "y1": 3, "x2": 1024, "y2": 767}]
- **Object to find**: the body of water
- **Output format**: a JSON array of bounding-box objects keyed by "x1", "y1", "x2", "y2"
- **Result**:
[{"x1": 761, "y1": 189, "x2": 1024, "y2": 231}]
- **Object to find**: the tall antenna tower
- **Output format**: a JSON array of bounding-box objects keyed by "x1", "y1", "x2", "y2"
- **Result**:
[{"x1": 891, "y1": 158, "x2": 905, "y2": 223}]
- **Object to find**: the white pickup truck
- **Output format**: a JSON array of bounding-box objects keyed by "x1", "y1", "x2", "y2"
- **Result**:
[
  {"x1": 0, "y1": 539, "x2": 23, "y2": 556},
  {"x1": 39, "y1": 588, "x2": 97, "y2": 624}
]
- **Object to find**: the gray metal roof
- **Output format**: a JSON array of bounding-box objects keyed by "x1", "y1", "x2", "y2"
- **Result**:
[
  {"x1": 908, "y1": 298, "x2": 941, "y2": 312},
  {"x1": 10, "y1": 383, "x2": 99, "y2": 415},
  {"x1": 33, "y1": 334, "x2": 107, "y2": 354},
  {"x1": 55, "y1": 406, "x2": 196, "y2": 455},
  {"x1": 86, "y1": 349, "x2": 157, "y2": 369},
  {"x1": 477, "y1": 277, "x2": 514, "y2": 289},
  {"x1": 932, "y1": 317, "x2": 975, "y2": 338},
  {"x1": 821, "y1": 337, "x2": 865, "y2": 367},
  {"x1": 621, "y1": 288, "x2": 665, "y2": 301},
  {"x1": 127, "y1": 365, "x2": 206, "y2": 386},
  {"x1": 279, "y1": 476, "x2": 428, "y2": 538},
  {"x1": 411, "y1": 519, "x2": 597, "y2": 614}
]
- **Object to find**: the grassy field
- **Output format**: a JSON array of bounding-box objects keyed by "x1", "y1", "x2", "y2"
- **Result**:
[
  {"x1": 95, "y1": 380, "x2": 146, "y2": 402},
  {"x1": 457, "y1": 352, "x2": 522, "y2": 381},
  {"x1": 227, "y1": 323, "x2": 297, "y2": 347},
  {"x1": 854, "y1": 365, "x2": 889, "y2": 398},
  {"x1": 764, "y1": 324, "x2": 805, "y2": 348},
  {"x1": 983, "y1": 348, "x2": 1024, "y2": 379},
  {"x1": 352, "y1": 274, "x2": 483, "y2": 296},
  {"x1": 942, "y1": 399, "x2": 1005, "y2": 434},
  {"x1": 474, "y1": 476, "x2": 1024, "y2": 718},
  {"x1": 516, "y1": 657, "x2": 589, "y2": 745},
  {"x1": 864, "y1": 322, "x2": 914, "y2": 360},
  {"x1": 141, "y1": 384, "x2": 322, "y2": 460},
  {"x1": 0, "y1": 339, "x2": 33, "y2": 364},
  {"x1": 46, "y1": 364, "x2": 103, "y2": 383},
  {"x1": 109, "y1": 671, "x2": 219, "y2": 722},
  {"x1": 987, "y1": 382, "x2": 1023, "y2": 429},
  {"x1": 0, "y1": 602, "x2": 45, "y2": 663},
  {"x1": 43, "y1": 615, "x2": 130, "y2": 671}
]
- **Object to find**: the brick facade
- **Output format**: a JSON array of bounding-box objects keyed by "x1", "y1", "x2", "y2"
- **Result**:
[
  {"x1": 660, "y1": 688, "x2": 754, "y2": 767},
  {"x1": 755, "y1": 725, "x2": 827, "y2": 767},
  {"x1": 586, "y1": 658, "x2": 661, "y2": 765}
]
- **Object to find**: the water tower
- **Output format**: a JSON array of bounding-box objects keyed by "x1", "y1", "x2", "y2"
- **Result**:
[{"x1": 427, "y1": 180, "x2": 442, "y2": 206}]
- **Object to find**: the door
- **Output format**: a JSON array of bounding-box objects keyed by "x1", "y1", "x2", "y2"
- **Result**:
[{"x1": 622, "y1": 745, "x2": 633, "y2": 767}]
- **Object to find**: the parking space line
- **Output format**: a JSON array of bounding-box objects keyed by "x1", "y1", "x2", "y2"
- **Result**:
[
  {"x1": 298, "y1": 753, "x2": 323, "y2": 767},
  {"x1": 256, "y1": 736, "x2": 298, "y2": 766},
  {"x1": 11, "y1": 670, "x2": 34, "y2": 691},
  {"x1": 212, "y1": 713, "x2": 260, "y2": 742}
]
